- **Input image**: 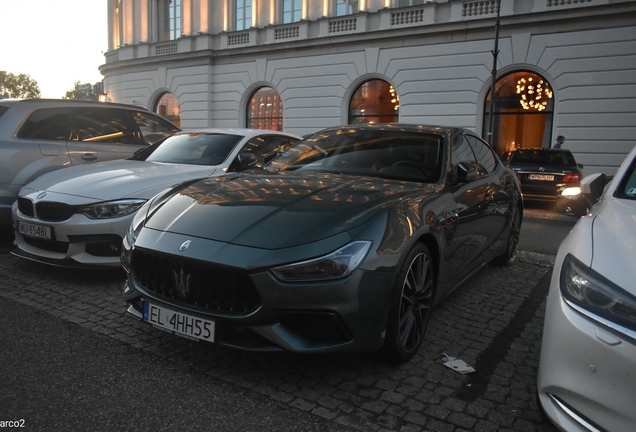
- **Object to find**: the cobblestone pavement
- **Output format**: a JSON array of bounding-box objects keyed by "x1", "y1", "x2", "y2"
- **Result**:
[{"x1": 0, "y1": 249, "x2": 558, "y2": 432}]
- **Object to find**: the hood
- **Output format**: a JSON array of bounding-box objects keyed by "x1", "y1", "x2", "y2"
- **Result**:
[
  {"x1": 22, "y1": 160, "x2": 218, "y2": 201},
  {"x1": 145, "y1": 171, "x2": 432, "y2": 249},
  {"x1": 590, "y1": 197, "x2": 636, "y2": 293}
]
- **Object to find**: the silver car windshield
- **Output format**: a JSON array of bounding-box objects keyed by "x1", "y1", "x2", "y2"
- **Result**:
[{"x1": 144, "y1": 133, "x2": 243, "y2": 166}]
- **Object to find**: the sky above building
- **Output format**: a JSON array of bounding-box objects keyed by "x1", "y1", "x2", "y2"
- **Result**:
[{"x1": 1, "y1": 0, "x2": 107, "y2": 98}]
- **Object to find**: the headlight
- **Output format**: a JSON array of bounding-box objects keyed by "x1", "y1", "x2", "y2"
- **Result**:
[
  {"x1": 79, "y1": 199, "x2": 146, "y2": 219},
  {"x1": 561, "y1": 186, "x2": 581, "y2": 197},
  {"x1": 271, "y1": 241, "x2": 372, "y2": 282},
  {"x1": 121, "y1": 202, "x2": 149, "y2": 272},
  {"x1": 560, "y1": 253, "x2": 636, "y2": 336}
]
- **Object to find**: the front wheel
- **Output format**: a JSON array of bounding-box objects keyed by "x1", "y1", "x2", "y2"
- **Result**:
[
  {"x1": 382, "y1": 243, "x2": 435, "y2": 363},
  {"x1": 493, "y1": 206, "x2": 521, "y2": 266}
]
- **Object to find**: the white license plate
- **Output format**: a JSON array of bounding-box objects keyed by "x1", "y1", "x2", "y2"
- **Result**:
[
  {"x1": 529, "y1": 174, "x2": 554, "y2": 181},
  {"x1": 143, "y1": 302, "x2": 215, "y2": 342},
  {"x1": 18, "y1": 220, "x2": 52, "y2": 240}
]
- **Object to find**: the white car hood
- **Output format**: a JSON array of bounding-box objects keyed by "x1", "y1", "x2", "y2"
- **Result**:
[
  {"x1": 21, "y1": 160, "x2": 218, "y2": 201},
  {"x1": 590, "y1": 197, "x2": 636, "y2": 293}
]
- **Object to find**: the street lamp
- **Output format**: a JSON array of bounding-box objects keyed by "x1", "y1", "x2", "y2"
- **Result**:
[{"x1": 487, "y1": 0, "x2": 501, "y2": 146}]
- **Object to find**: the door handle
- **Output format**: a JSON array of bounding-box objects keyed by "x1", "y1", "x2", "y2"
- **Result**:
[{"x1": 81, "y1": 153, "x2": 98, "y2": 161}]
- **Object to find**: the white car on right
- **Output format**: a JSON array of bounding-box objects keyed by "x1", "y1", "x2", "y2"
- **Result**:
[{"x1": 537, "y1": 144, "x2": 636, "y2": 432}]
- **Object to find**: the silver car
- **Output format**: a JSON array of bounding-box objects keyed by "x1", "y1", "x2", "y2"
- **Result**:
[{"x1": 0, "y1": 99, "x2": 179, "y2": 225}]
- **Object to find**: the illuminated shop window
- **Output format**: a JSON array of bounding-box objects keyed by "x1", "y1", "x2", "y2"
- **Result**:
[
  {"x1": 349, "y1": 80, "x2": 399, "y2": 124},
  {"x1": 155, "y1": 92, "x2": 181, "y2": 128},
  {"x1": 247, "y1": 87, "x2": 283, "y2": 131},
  {"x1": 483, "y1": 71, "x2": 555, "y2": 158},
  {"x1": 236, "y1": 0, "x2": 252, "y2": 30},
  {"x1": 164, "y1": 0, "x2": 181, "y2": 40}
]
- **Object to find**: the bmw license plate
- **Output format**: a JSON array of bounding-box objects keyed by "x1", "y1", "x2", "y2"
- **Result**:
[
  {"x1": 18, "y1": 220, "x2": 52, "y2": 240},
  {"x1": 529, "y1": 174, "x2": 554, "y2": 181},
  {"x1": 143, "y1": 302, "x2": 215, "y2": 342}
]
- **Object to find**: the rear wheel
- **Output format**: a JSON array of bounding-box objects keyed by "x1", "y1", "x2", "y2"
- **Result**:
[
  {"x1": 382, "y1": 243, "x2": 435, "y2": 363},
  {"x1": 493, "y1": 206, "x2": 521, "y2": 266}
]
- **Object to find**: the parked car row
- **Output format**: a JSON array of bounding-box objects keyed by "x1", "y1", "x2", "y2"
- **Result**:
[
  {"x1": 7, "y1": 98, "x2": 634, "y2": 430},
  {"x1": 9, "y1": 118, "x2": 524, "y2": 362}
]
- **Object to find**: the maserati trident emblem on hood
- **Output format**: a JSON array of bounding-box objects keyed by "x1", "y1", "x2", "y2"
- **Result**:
[
  {"x1": 173, "y1": 266, "x2": 191, "y2": 299},
  {"x1": 179, "y1": 240, "x2": 191, "y2": 251}
]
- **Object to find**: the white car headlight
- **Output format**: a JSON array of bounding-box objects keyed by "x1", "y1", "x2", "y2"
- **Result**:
[
  {"x1": 560, "y1": 253, "x2": 636, "y2": 337},
  {"x1": 271, "y1": 241, "x2": 372, "y2": 282},
  {"x1": 78, "y1": 199, "x2": 147, "y2": 219}
]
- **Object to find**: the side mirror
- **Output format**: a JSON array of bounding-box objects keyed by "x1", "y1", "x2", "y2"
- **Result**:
[
  {"x1": 581, "y1": 173, "x2": 606, "y2": 201},
  {"x1": 229, "y1": 153, "x2": 258, "y2": 172},
  {"x1": 577, "y1": 163, "x2": 585, "y2": 170},
  {"x1": 456, "y1": 162, "x2": 478, "y2": 183}
]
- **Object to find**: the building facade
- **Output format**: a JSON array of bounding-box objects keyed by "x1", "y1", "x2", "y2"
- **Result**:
[{"x1": 101, "y1": 0, "x2": 636, "y2": 176}]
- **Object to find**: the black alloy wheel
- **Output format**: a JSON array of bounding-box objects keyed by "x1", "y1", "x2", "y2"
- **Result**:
[
  {"x1": 382, "y1": 243, "x2": 435, "y2": 362},
  {"x1": 493, "y1": 206, "x2": 521, "y2": 266}
]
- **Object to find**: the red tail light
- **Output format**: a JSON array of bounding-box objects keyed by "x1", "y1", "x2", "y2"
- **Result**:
[{"x1": 562, "y1": 172, "x2": 581, "y2": 183}]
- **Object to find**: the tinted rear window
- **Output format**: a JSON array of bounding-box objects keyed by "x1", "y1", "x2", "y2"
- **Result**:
[
  {"x1": 17, "y1": 108, "x2": 70, "y2": 140},
  {"x1": 509, "y1": 150, "x2": 576, "y2": 167}
]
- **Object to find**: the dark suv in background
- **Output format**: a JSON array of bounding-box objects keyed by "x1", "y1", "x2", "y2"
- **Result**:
[
  {"x1": 0, "y1": 99, "x2": 179, "y2": 225},
  {"x1": 507, "y1": 148, "x2": 583, "y2": 201}
]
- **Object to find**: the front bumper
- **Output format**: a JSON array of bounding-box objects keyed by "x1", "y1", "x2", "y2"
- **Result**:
[
  {"x1": 12, "y1": 206, "x2": 132, "y2": 268},
  {"x1": 537, "y1": 288, "x2": 636, "y2": 432}
]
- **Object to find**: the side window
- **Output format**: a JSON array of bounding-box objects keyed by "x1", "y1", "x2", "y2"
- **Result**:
[
  {"x1": 132, "y1": 111, "x2": 179, "y2": 145},
  {"x1": 450, "y1": 134, "x2": 479, "y2": 183},
  {"x1": 450, "y1": 134, "x2": 477, "y2": 168},
  {"x1": 241, "y1": 135, "x2": 292, "y2": 167},
  {"x1": 70, "y1": 108, "x2": 139, "y2": 144},
  {"x1": 16, "y1": 108, "x2": 70, "y2": 141},
  {"x1": 466, "y1": 135, "x2": 498, "y2": 174}
]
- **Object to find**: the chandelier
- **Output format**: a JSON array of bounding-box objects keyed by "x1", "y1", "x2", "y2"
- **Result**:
[{"x1": 516, "y1": 77, "x2": 553, "y2": 111}]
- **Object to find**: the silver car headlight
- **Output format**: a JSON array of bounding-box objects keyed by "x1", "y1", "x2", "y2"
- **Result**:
[
  {"x1": 271, "y1": 241, "x2": 372, "y2": 282},
  {"x1": 560, "y1": 253, "x2": 636, "y2": 335},
  {"x1": 79, "y1": 199, "x2": 147, "y2": 219}
]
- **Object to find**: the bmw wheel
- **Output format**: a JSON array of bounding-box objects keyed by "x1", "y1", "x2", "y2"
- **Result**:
[{"x1": 382, "y1": 243, "x2": 435, "y2": 362}]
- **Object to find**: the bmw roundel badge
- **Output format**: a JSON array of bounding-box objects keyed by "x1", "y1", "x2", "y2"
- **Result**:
[{"x1": 178, "y1": 240, "x2": 191, "y2": 251}]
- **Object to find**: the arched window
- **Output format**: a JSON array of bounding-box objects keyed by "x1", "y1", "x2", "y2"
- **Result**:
[
  {"x1": 155, "y1": 92, "x2": 181, "y2": 127},
  {"x1": 247, "y1": 87, "x2": 283, "y2": 131},
  {"x1": 483, "y1": 71, "x2": 554, "y2": 158},
  {"x1": 349, "y1": 80, "x2": 400, "y2": 124}
]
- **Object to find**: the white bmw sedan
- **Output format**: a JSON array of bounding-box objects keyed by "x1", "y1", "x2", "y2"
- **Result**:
[
  {"x1": 537, "y1": 144, "x2": 636, "y2": 432},
  {"x1": 11, "y1": 128, "x2": 300, "y2": 268}
]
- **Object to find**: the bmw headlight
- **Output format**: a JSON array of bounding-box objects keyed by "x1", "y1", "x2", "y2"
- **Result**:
[
  {"x1": 79, "y1": 199, "x2": 147, "y2": 219},
  {"x1": 560, "y1": 253, "x2": 636, "y2": 335},
  {"x1": 271, "y1": 241, "x2": 372, "y2": 282}
]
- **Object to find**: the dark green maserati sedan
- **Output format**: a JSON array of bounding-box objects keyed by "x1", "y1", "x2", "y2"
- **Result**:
[{"x1": 121, "y1": 124, "x2": 522, "y2": 362}]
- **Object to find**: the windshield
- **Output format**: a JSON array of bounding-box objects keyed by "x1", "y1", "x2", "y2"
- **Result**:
[
  {"x1": 509, "y1": 149, "x2": 576, "y2": 167},
  {"x1": 614, "y1": 153, "x2": 636, "y2": 200},
  {"x1": 132, "y1": 132, "x2": 243, "y2": 165},
  {"x1": 267, "y1": 128, "x2": 444, "y2": 183}
]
